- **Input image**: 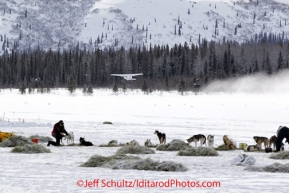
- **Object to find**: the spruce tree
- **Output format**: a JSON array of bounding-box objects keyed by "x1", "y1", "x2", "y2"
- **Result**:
[
  {"x1": 82, "y1": 87, "x2": 87, "y2": 95},
  {"x1": 253, "y1": 59, "x2": 259, "y2": 73},
  {"x1": 223, "y1": 50, "x2": 229, "y2": 75},
  {"x1": 122, "y1": 82, "x2": 127, "y2": 93},
  {"x1": 178, "y1": 77, "x2": 186, "y2": 95},
  {"x1": 40, "y1": 83, "x2": 45, "y2": 93},
  {"x1": 277, "y1": 51, "x2": 284, "y2": 71},
  {"x1": 28, "y1": 83, "x2": 33, "y2": 94},
  {"x1": 19, "y1": 82, "x2": 26, "y2": 94},
  {"x1": 87, "y1": 86, "x2": 93, "y2": 95},
  {"x1": 46, "y1": 83, "x2": 51, "y2": 94},
  {"x1": 113, "y1": 81, "x2": 118, "y2": 93},
  {"x1": 141, "y1": 80, "x2": 148, "y2": 94},
  {"x1": 265, "y1": 52, "x2": 272, "y2": 75},
  {"x1": 67, "y1": 76, "x2": 76, "y2": 94},
  {"x1": 164, "y1": 75, "x2": 169, "y2": 91}
]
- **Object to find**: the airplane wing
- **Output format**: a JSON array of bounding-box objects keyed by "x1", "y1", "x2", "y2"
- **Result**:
[
  {"x1": 111, "y1": 73, "x2": 143, "y2": 77},
  {"x1": 111, "y1": 73, "x2": 143, "y2": 81},
  {"x1": 111, "y1": 74, "x2": 126, "y2": 77},
  {"x1": 131, "y1": 73, "x2": 143, "y2": 76}
]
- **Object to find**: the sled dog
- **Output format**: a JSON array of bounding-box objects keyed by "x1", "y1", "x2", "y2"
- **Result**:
[
  {"x1": 129, "y1": 139, "x2": 140, "y2": 146},
  {"x1": 108, "y1": 140, "x2": 118, "y2": 146},
  {"x1": 144, "y1": 139, "x2": 153, "y2": 147},
  {"x1": 247, "y1": 144, "x2": 261, "y2": 152},
  {"x1": 63, "y1": 132, "x2": 74, "y2": 145},
  {"x1": 187, "y1": 134, "x2": 207, "y2": 147},
  {"x1": 265, "y1": 147, "x2": 273, "y2": 153},
  {"x1": 79, "y1": 137, "x2": 93, "y2": 146},
  {"x1": 154, "y1": 130, "x2": 166, "y2": 144},
  {"x1": 207, "y1": 135, "x2": 214, "y2": 148},
  {"x1": 253, "y1": 136, "x2": 269, "y2": 149},
  {"x1": 269, "y1": 135, "x2": 277, "y2": 150},
  {"x1": 223, "y1": 135, "x2": 235, "y2": 149}
]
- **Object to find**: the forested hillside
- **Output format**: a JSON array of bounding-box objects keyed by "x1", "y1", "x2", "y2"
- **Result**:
[{"x1": 1, "y1": 37, "x2": 288, "y2": 92}]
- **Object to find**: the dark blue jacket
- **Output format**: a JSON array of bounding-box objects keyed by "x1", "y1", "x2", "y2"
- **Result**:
[{"x1": 276, "y1": 126, "x2": 289, "y2": 151}]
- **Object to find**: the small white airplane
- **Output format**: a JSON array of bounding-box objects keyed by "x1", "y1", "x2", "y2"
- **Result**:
[{"x1": 111, "y1": 73, "x2": 143, "y2": 81}]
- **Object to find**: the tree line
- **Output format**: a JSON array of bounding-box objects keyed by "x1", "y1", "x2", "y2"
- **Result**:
[{"x1": 0, "y1": 38, "x2": 289, "y2": 93}]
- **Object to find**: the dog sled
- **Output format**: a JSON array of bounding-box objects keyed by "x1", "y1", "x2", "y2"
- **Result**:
[{"x1": 0, "y1": 131, "x2": 15, "y2": 142}]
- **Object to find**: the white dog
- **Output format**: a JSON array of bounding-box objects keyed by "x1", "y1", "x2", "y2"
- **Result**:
[
  {"x1": 129, "y1": 140, "x2": 140, "y2": 146},
  {"x1": 144, "y1": 139, "x2": 154, "y2": 147},
  {"x1": 207, "y1": 135, "x2": 214, "y2": 148},
  {"x1": 63, "y1": 132, "x2": 74, "y2": 145}
]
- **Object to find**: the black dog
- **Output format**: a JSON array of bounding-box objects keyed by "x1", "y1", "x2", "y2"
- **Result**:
[
  {"x1": 79, "y1": 137, "x2": 93, "y2": 146},
  {"x1": 154, "y1": 130, "x2": 166, "y2": 144},
  {"x1": 265, "y1": 147, "x2": 272, "y2": 153}
]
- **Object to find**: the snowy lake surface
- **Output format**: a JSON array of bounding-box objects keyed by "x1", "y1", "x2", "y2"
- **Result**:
[{"x1": 0, "y1": 88, "x2": 288, "y2": 193}]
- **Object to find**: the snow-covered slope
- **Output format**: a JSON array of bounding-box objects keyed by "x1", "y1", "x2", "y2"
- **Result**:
[{"x1": 1, "y1": 0, "x2": 289, "y2": 54}]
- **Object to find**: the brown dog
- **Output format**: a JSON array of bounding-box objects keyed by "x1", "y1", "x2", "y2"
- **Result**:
[
  {"x1": 253, "y1": 136, "x2": 269, "y2": 149},
  {"x1": 269, "y1": 135, "x2": 277, "y2": 150},
  {"x1": 223, "y1": 135, "x2": 235, "y2": 149}
]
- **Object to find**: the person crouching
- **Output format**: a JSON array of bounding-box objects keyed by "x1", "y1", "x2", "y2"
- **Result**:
[{"x1": 47, "y1": 120, "x2": 69, "y2": 146}]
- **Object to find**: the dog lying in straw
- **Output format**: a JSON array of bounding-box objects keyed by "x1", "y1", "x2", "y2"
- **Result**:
[{"x1": 79, "y1": 137, "x2": 93, "y2": 146}]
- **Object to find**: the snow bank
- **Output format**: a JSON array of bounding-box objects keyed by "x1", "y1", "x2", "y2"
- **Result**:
[
  {"x1": 11, "y1": 144, "x2": 51, "y2": 153},
  {"x1": 0, "y1": 136, "x2": 33, "y2": 147},
  {"x1": 178, "y1": 147, "x2": 219, "y2": 156},
  {"x1": 116, "y1": 145, "x2": 155, "y2": 154},
  {"x1": 269, "y1": 151, "x2": 289, "y2": 159},
  {"x1": 156, "y1": 139, "x2": 189, "y2": 151},
  {"x1": 81, "y1": 154, "x2": 187, "y2": 172}
]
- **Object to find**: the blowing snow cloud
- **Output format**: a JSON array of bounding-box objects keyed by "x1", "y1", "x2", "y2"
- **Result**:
[{"x1": 202, "y1": 70, "x2": 289, "y2": 93}]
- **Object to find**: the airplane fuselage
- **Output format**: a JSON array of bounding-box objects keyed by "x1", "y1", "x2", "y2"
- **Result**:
[{"x1": 111, "y1": 73, "x2": 143, "y2": 81}]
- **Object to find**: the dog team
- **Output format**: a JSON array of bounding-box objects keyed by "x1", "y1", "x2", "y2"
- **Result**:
[
  {"x1": 150, "y1": 126, "x2": 289, "y2": 153},
  {"x1": 46, "y1": 120, "x2": 289, "y2": 152},
  {"x1": 246, "y1": 126, "x2": 289, "y2": 152},
  {"x1": 47, "y1": 120, "x2": 93, "y2": 146}
]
